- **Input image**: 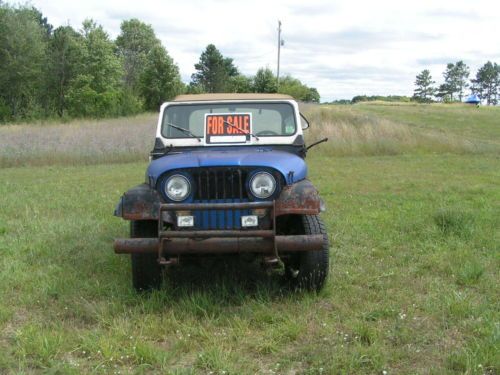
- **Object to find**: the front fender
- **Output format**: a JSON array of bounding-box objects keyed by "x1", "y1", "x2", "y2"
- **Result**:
[
  {"x1": 114, "y1": 184, "x2": 161, "y2": 220},
  {"x1": 275, "y1": 179, "x2": 323, "y2": 216}
]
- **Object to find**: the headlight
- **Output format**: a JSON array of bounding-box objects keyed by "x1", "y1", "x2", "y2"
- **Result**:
[
  {"x1": 249, "y1": 172, "x2": 276, "y2": 199},
  {"x1": 164, "y1": 174, "x2": 191, "y2": 201}
]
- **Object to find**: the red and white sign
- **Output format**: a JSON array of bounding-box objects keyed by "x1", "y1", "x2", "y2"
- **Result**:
[{"x1": 205, "y1": 113, "x2": 252, "y2": 144}]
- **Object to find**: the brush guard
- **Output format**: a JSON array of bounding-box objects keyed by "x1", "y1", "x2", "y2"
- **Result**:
[{"x1": 113, "y1": 201, "x2": 324, "y2": 265}]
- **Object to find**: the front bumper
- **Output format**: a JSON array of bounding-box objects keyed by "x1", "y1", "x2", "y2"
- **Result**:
[{"x1": 113, "y1": 201, "x2": 323, "y2": 262}]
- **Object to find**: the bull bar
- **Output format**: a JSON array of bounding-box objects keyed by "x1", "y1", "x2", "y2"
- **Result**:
[{"x1": 113, "y1": 201, "x2": 323, "y2": 264}]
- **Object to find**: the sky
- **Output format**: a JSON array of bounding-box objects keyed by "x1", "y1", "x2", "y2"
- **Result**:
[{"x1": 23, "y1": 0, "x2": 500, "y2": 101}]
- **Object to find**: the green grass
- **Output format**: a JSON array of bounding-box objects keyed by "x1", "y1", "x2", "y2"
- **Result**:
[
  {"x1": 354, "y1": 102, "x2": 500, "y2": 145},
  {"x1": 0, "y1": 103, "x2": 499, "y2": 373},
  {"x1": 0, "y1": 153, "x2": 498, "y2": 374},
  {"x1": 302, "y1": 103, "x2": 500, "y2": 157}
]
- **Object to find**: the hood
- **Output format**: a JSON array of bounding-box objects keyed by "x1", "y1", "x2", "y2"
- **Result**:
[{"x1": 147, "y1": 148, "x2": 307, "y2": 186}]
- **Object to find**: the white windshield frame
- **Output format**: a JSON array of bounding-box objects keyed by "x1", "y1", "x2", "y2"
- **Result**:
[{"x1": 156, "y1": 99, "x2": 304, "y2": 147}]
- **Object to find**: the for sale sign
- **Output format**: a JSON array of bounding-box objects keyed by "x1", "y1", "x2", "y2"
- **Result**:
[{"x1": 205, "y1": 113, "x2": 252, "y2": 144}]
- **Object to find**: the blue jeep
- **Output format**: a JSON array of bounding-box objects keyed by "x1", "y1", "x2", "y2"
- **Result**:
[{"x1": 114, "y1": 93, "x2": 329, "y2": 291}]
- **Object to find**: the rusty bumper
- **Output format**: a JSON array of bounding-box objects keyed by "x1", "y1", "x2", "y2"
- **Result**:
[
  {"x1": 114, "y1": 234, "x2": 324, "y2": 255},
  {"x1": 114, "y1": 200, "x2": 324, "y2": 259}
]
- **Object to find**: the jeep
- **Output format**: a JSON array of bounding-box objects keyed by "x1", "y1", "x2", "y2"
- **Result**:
[{"x1": 113, "y1": 93, "x2": 329, "y2": 291}]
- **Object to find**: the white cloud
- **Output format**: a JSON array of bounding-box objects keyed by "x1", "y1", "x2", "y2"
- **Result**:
[{"x1": 23, "y1": 0, "x2": 500, "y2": 101}]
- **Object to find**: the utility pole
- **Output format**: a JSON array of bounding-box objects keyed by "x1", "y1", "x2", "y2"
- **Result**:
[{"x1": 277, "y1": 20, "x2": 282, "y2": 89}]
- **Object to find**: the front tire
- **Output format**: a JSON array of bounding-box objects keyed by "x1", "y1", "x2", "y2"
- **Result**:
[
  {"x1": 286, "y1": 215, "x2": 329, "y2": 291},
  {"x1": 130, "y1": 220, "x2": 161, "y2": 291}
]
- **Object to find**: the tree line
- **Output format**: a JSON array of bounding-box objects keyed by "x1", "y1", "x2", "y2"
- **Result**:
[
  {"x1": 186, "y1": 44, "x2": 320, "y2": 102},
  {"x1": 0, "y1": 3, "x2": 319, "y2": 123},
  {"x1": 413, "y1": 61, "x2": 500, "y2": 105}
]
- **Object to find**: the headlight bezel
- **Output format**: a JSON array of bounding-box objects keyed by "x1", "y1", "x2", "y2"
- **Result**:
[
  {"x1": 159, "y1": 173, "x2": 193, "y2": 202},
  {"x1": 247, "y1": 170, "x2": 280, "y2": 200}
]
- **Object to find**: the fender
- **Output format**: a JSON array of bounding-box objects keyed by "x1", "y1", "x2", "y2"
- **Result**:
[
  {"x1": 275, "y1": 179, "x2": 323, "y2": 216},
  {"x1": 114, "y1": 184, "x2": 161, "y2": 220}
]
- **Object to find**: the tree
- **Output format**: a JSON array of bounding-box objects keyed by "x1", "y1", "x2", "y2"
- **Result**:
[
  {"x1": 185, "y1": 82, "x2": 204, "y2": 94},
  {"x1": 253, "y1": 68, "x2": 277, "y2": 93},
  {"x1": 304, "y1": 87, "x2": 320, "y2": 103},
  {"x1": 0, "y1": 4, "x2": 47, "y2": 120},
  {"x1": 139, "y1": 45, "x2": 184, "y2": 110},
  {"x1": 66, "y1": 19, "x2": 124, "y2": 117},
  {"x1": 227, "y1": 75, "x2": 253, "y2": 93},
  {"x1": 191, "y1": 44, "x2": 239, "y2": 92},
  {"x1": 453, "y1": 61, "x2": 470, "y2": 101},
  {"x1": 435, "y1": 84, "x2": 452, "y2": 103},
  {"x1": 29, "y1": 6, "x2": 53, "y2": 37},
  {"x1": 46, "y1": 26, "x2": 84, "y2": 116},
  {"x1": 442, "y1": 61, "x2": 470, "y2": 101},
  {"x1": 471, "y1": 61, "x2": 499, "y2": 105},
  {"x1": 116, "y1": 19, "x2": 161, "y2": 93},
  {"x1": 442, "y1": 63, "x2": 458, "y2": 101},
  {"x1": 277, "y1": 75, "x2": 320, "y2": 102},
  {"x1": 413, "y1": 69, "x2": 435, "y2": 102}
]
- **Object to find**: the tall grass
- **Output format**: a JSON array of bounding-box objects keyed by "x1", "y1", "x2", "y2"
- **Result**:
[
  {"x1": 1, "y1": 104, "x2": 498, "y2": 168},
  {"x1": 302, "y1": 105, "x2": 497, "y2": 156},
  {"x1": 0, "y1": 114, "x2": 156, "y2": 167}
]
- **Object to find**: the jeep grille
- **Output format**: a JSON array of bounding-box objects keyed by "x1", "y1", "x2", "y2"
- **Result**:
[{"x1": 193, "y1": 167, "x2": 249, "y2": 200}]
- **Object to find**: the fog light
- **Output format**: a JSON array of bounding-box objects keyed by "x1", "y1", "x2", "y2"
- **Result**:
[
  {"x1": 177, "y1": 215, "x2": 194, "y2": 227},
  {"x1": 241, "y1": 215, "x2": 258, "y2": 227}
]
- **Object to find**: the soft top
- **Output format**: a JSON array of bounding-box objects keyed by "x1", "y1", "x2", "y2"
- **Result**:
[{"x1": 172, "y1": 93, "x2": 294, "y2": 102}]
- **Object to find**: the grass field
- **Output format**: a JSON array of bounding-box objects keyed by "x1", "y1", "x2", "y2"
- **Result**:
[{"x1": 0, "y1": 103, "x2": 499, "y2": 374}]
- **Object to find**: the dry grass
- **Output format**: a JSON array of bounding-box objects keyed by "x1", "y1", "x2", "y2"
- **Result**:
[
  {"x1": 1, "y1": 104, "x2": 498, "y2": 168},
  {"x1": 0, "y1": 114, "x2": 157, "y2": 167},
  {"x1": 302, "y1": 105, "x2": 497, "y2": 156}
]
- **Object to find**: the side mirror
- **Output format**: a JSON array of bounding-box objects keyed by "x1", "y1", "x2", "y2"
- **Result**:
[{"x1": 300, "y1": 113, "x2": 310, "y2": 130}]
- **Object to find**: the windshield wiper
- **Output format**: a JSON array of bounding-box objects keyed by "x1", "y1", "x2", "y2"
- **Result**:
[
  {"x1": 223, "y1": 120, "x2": 259, "y2": 141},
  {"x1": 166, "y1": 122, "x2": 201, "y2": 142}
]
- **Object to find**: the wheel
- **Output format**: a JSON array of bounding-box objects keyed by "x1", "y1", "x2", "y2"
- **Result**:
[
  {"x1": 130, "y1": 220, "x2": 161, "y2": 291},
  {"x1": 285, "y1": 215, "x2": 329, "y2": 291}
]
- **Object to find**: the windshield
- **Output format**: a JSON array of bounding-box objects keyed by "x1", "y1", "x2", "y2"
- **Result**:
[{"x1": 161, "y1": 102, "x2": 296, "y2": 139}]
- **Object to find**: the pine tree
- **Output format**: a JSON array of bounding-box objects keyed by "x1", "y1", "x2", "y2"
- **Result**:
[
  {"x1": 471, "y1": 61, "x2": 499, "y2": 105},
  {"x1": 191, "y1": 44, "x2": 239, "y2": 92},
  {"x1": 413, "y1": 70, "x2": 435, "y2": 102},
  {"x1": 453, "y1": 61, "x2": 470, "y2": 101}
]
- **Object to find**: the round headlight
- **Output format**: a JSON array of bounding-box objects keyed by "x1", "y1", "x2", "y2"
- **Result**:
[
  {"x1": 249, "y1": 172, "x2": 276, "y2": 199},
  {"x1": 164, "y1": 174, "x2": 191, "y2": 201}
]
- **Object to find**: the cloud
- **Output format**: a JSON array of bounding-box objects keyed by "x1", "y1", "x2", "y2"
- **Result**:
[
  {"x1": 285, "y1": 29, "x2": 441, "y2": 54},
  {"x1": 424, "y1": 8, "x2": 481, "y2": 20},
  {"x1": 289, "y1": 2, "x2": 337, "y2": 16},
  {"x1": 25, "y1": 0, "x2": 500, "y2": 101},
  {"x1": 416, "y1": 57, "x2": 457, "y2": 66}
]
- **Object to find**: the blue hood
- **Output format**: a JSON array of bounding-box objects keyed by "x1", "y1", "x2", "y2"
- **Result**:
[{"x1": 147, "y1": 148, "x2": 307, "y2": 186}]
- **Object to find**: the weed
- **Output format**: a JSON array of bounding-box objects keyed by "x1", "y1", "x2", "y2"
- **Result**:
[
  {"x1": 456, "y1": 261, "x2": 484, "y2": 286},
  {"x1": 433, "y1": 208, "x2": 474, "y2": 237}
]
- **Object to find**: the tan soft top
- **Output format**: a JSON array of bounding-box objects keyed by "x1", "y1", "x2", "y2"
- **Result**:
[{"x1": 172, "y1": 93, "x2": 294, "y2": 102}]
